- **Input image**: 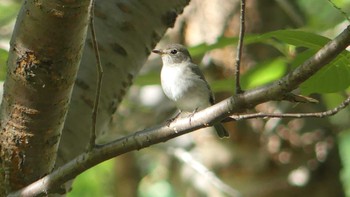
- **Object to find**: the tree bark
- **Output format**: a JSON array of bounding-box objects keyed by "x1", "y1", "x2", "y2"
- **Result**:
[{"x1": 0, "y1": 0, "x2": 91, "y2": 194}]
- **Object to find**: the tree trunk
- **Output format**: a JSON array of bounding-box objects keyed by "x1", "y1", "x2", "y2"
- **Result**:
[{"x1": 0, "y1": 0, "x2": 90, "y2": 194}]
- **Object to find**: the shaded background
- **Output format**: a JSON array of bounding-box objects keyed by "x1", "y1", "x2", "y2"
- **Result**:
[{"x1": 1, "y1": 0, "x2": 350, "y2": 196}]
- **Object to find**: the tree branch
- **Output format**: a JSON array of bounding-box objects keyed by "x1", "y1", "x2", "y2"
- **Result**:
[
  {"x1": 88, "y1": 0, "x2": 103, "y2": 151},
  {"x1": 170, "y1": 148, "x2": 242, "y2": 197},
  {"x1": 9, "y1": 25, "x2": 350, "y2": 197},
  {"x1": 230, "y1": 95, "x2": 350, "y2": 120},
  {"x1": 234, "y1": 0, "x2": 246, "y2": 94}
]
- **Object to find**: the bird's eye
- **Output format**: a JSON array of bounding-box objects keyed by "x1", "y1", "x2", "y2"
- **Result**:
[{"x1": 170, "y1": 49, "x2": 178, "y2": 54}]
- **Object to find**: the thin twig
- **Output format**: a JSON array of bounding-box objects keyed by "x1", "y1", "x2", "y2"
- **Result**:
[
  {"x1": 231, "y1": 95, "x2": 350, "y2": 120},
  {"x1": 234, "y1": 0, "x2": 246, "y2": 94},
  {"x1": 88, "y1": 0, "x2": 104, "y2": 151},
  {"x1": 170, "y1": 148, "x2": 242, "y2": 197}
]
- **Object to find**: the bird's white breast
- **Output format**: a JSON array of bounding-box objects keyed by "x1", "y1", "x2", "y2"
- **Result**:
[
  {"x1": 161, "y1": 64, "x2": 210, "y2": 111},
  {"x1": 161, "y1": 64, "x2": 185, "y2": 100}
]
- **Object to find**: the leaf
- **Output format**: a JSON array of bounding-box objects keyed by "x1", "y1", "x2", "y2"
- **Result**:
[
  {"x1": 211, "y1": 58, "x2": 287, "y2": 93},
  {"x1": 290, "y1": 49, "x2": 317, "y2": 69},
  {"x1": 267, "y1": 30, "x2": 350, "y2": 94},
  {"x1": 261, "y1": 30, "x2": 330, "y2": 49},
  {"x1": 300, "y1": 51, "x2": 350, "y2": 94},
  {"x1": 188, "y1": 30, "x2": 330, "y2": 57},
  {"x1": 242, "y1": 58, "x2": 287, "y2": 89}
]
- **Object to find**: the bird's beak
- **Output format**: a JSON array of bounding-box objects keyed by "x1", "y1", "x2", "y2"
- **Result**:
[{"x1": 152, "y1": 49, "x2": 164, "y2": 55}]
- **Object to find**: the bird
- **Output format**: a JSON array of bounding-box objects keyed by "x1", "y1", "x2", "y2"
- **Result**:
[{"x1": 152, "y1": 43, "x2": 229, "y2": 138}]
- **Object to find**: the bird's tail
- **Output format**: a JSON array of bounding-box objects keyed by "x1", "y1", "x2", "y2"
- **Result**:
[{"x1": 213, "y1": 123, "x2": 230, "y2": 138}]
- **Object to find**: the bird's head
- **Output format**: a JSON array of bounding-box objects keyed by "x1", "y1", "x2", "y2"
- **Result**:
[{"x1": 152, "y1": 44, "x2": 192, "y2": 64}]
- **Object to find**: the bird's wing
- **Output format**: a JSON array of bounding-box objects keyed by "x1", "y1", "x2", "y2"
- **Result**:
[{"x1": 188, "y1": 63, "x2": 215, "y2": 105}]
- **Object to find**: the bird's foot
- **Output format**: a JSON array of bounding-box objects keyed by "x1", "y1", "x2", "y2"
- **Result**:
[
  {"x1": 188, "y1": 108, "x2": 199, "y2": 125},
  {"x1": 166, "y1": 111, "x2": 182, "y2": 126}
]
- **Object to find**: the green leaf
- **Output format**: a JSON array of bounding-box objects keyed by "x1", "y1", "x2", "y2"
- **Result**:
[
  {"x1": 211, "y1": 58, "x2": 287, "y2": 93},
  {"x1": 260, "y1": 30, "x2": 330, "y2": 49},
  {"x1": 242, "y1": 58, "x2": 287, "y2": 89},
  {"x1": 290, "y1": 49, "x2": 318, "y2": 69},
  {"x1": 300, "y1": 51, "x2": 350, "y2": 94},
  {"x1": 267, "y1": 30, "x2": 350, "y2": 94},
  {"x1": 274, "y1": 31, "x2": 350, "y2": 94},
  {"x1": 188, "y1": 30, "x2": 331, "y2": 58}
]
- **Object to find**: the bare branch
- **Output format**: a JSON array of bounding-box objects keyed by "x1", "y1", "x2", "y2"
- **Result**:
[
  {"x1": 8, "y1": 24, "x2": 350, "y2": 197},
  {"x1": 88, "y1": 0, "x2": 104, "y2": 151},
  {"x1": 234, "y1": 0, "x2": 246, "y2": 94},
  {"x1": 170, "y1": 148, "x2": 242, "y2": 197},
  {"x1": 230, "y1": 95, "x2": 350, "y2": 120}
]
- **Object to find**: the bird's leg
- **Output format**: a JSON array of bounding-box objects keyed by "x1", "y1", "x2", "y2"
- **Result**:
[
  {"x1": 188, "y1": 108, "x2": 199, "y2": 126},
  {"x1": 166, "y1": 110, "x2": 182, "y2": 126}
]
